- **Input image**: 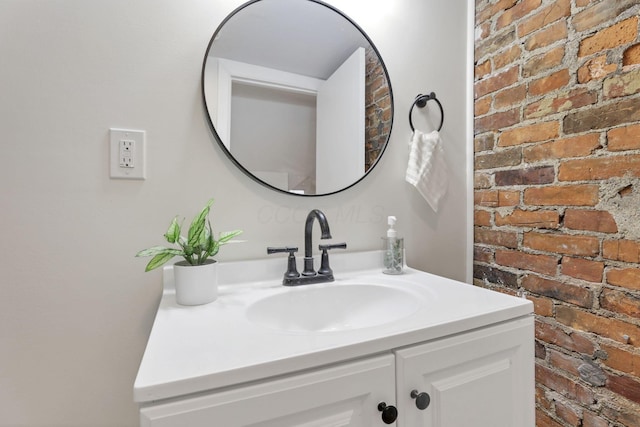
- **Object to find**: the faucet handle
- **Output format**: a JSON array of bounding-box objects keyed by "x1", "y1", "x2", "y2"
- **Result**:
[
  {"x1": 267, "y1": 246, "x2": 298, "y2": 255},
  {"x1": 267, "y1": 246, "x2": 300, "y2": 279},
  {"x1": 318, "y1": 243, "x2": 347, "y2": 251},
  {"x1": 317, "y1": 243, "x2": 347, "y2": 275}
]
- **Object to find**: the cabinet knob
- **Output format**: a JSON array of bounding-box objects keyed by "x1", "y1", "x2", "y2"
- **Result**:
[
  {"x1": 410, "y1": 389, "x2": 431, "y2": 410},
  {"x1": 377, "y1": 402, "x2": 398, "y2": 424}
]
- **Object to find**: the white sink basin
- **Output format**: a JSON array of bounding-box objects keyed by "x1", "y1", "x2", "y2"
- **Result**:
[{"x1": 245, "y1": 283, "x2": 422, "y2": 332}]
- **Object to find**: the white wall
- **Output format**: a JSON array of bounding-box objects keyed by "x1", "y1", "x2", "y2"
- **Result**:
[{"x1": 0, "y1": 0, "x2": 471, "y2": 425}]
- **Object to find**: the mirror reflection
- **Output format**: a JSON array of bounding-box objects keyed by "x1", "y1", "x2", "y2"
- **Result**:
[{"x1": 202, "y1": 0, "x2": 393, "y2": 196}]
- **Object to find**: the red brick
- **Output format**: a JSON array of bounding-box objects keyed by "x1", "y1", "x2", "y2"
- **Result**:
[
  {"x1": 475, "y1": 147, "x2": 522, "y2": 169},
  {"x1": 561, "y1": 257, "x2": 604, "y2": 282},
  {"x1": 498, "y1": 121, "x2": 559, "y2": 146},
  {"x1": 529, "y1": 294, "x2": 554, "y2": 316},
  {"x1": 536, "y1": 363, "x2": 596, "y2": 405},
  {"x1": 495, "y1": 166, "x2": 555, "y2": 186},
  {"x1": 474, "y1": 228, "x2": 518, "y2": 249},
  {"x1": 499, "y1": 190, "x2": 520, "y2": 206},
  {"x1": 474, "y1": 133, "x2": 495, "y2": 152},
  {"x1": 535, "y1": 319, "x2": 596, "y2": 354},
  {"x1": 475, "y1": 60, "x2": 491, "y2": 80},
  {"x1": 604, "y1": 67, "x2": 640, "y2": 99},
  {"x1": 555, "y1": 397, "x2": 582, "y2": 426},
  {"x1": 474, "y1": 172, "x2": 491, "y2": 189},
  {"x1": 548, "y1": 349, "x2": 584, "y2": 378},
  {"x1": 476, "y1": 0, "x2": 518, "y2": 24},
  {"x1": 601, "y1": 401, "x2": 640, "y2": 427},
  {"x1": 564, "y1": 209, "x2": 618, "y2": 233},
  {"x1": 474, "y1": 245, "x2": 493, "y2": 263},
  {"x1": 523, "y1": 185, "x2": 600, "y2": 206},
  {"x1": 578, "y1": 55, "x2": 617, "y2": 83},
  {"x1": 601, "y1": 343, "x2": 640, "y2": 377},
  {"x1": 529, "y1": 69, "x2": 570, "y2": 96},
  {"x1": 494, "y1": 45, "x2": 522, "y2": 70},
  {"x1": 606, "y1": 373, "x2": 640, "y2": 405},
  {"x1": 559, "y1": 155, "x2": 640, "y2": 181},
  {"x1": 608, "y1": 124, "x2": 640, "y2": 151},
  {"x1": 496, "y1": 0, "x2": 542, "y2": 30},
  {"x1": 523, "y1": 274, "x2": 593, "y2": 307},
  {"x1": 475, "y1": 66, "x2": 520, "y2": 99},
  {"x1": 518, "y1": 0, "x2": 570, "y2": 37},
  {"x1": 583, "y1": 411, "x2": 609, "y2": 427},
  {"x1": 563, "y1": 97, "x2": 640, "y2": 133},
  {"x1": 474, "y1": 209, "x2": 491, "y2": 227},
  {"x1": 601, "y1": 289, "x2": 640, "y2": 318},
  {"x1": 494, "y1": 84, "x2": 526, "y2": 109},
  {"x1": 524, "y1": 21, "x2": 568, "y2": 51},
  {"x1": 573, "y1": 0, "x2": 640, "y2": 32},
  {"x1": 475, "y1": 190, "x2": 520, "y2": 207},
  {"x1": 525, "y1": 88, "x2": 597, "y2": 119},
  {"x1": 476, "y1": 29, "x2": 516, "y2": 60},
  {"x1": 536, "y1": 408, "x2": 564, "y2": 427},
  {"x1": 556, "y1": 305, "x2": 640, "y2": 345},
  {"x1": 522, "y1": 46, "x2": 564, "y2": 77},
  {"x1": 496, "y1": 250, "x2": 558, "y2": 275},
  {"x1": 496, "y1": 209, "x2": 560, "y2": 228},
  {"x1": 524, "y1": 133, "x2": 601, "y2": 162},
  {"x1": 603, "y1": 239, "x2": 640, "y2": 263},
  {"x1": 623, "y1": 43, "x2": 640, "y2": 66},
  {"x1": 578, "y1": 17, "x2": 638, "y2": 57},
  {"x1": 523, "y1": 231, "x2": 599, "y2": 256},
  {"x1": 524, "y1": 46, "x2": 565, "y2": 78},
  {"x1": 607, "y1": 268, "x2": 640, "y2": 291},
  {"x1": 475, "y1": 96, "x2": 492, "y2": 116},
  {"x1": 475, "y1": 108, "x2": 520, "y2": 134}
]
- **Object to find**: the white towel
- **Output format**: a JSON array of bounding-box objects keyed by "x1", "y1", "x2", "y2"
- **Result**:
[{"x1": 405, "y1": 129, "x2": 449, "y2": 211}]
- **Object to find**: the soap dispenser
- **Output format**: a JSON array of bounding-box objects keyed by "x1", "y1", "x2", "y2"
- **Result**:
[{"x1": 383, "y1": 216, "x2": 404, "y2": 274}]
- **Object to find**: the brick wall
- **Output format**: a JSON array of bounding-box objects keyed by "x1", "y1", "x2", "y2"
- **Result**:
[
  {"x1": 365, "y1": 46, "x2": 392, "y2": 171},
  {"x1": 473, "y1": 1, "x2": 640, "y2": 426}
]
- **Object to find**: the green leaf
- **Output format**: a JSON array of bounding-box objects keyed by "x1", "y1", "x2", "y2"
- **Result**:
[
  {"x1": 188, "y1": 199, "x2": 214, "y2": 247},
  {"x1": 164, "y1": 216, "x2": 181, "y2": 244},
  {"x1": 136, "y1": 246, "x2": 183, "y2": 257},
  {"x1": 218, "y1": 229, "x2": 243, "y2": 244},
  {"x1": 144, "y1": 251, "x2": 179, "y2": 272}
]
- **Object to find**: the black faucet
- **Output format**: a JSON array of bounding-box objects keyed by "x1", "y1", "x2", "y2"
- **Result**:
[
  {"x1": 302, "y1": 209, "x2": 331, "y2": 276},
  {"x1": 267, "y1": 209, "x2": 346, "y2": 286}
]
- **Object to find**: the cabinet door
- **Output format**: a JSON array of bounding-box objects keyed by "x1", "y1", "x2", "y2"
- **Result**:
[
  {"x1": 395, "y1": 317, "x2": 534, "y2": 427},
  {"x1": 140, "y1": 354, "x2": 397, "y2": 427}
]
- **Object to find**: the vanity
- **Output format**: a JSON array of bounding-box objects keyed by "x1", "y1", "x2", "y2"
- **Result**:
[
  {"x1": 134, "y1": 0, "x2": 532, "y2": 424},
  {"x1": 134, "y1": 250, "x2": 534, "y2": 426}
]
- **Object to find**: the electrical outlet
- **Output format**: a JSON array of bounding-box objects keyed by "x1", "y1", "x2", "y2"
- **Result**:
[
  {"x1": 119, "y1": 140, "x2": 135, "y2": 168},
  {"x1": 110, "y1": 129, "x2": 145, "y2": 179}
]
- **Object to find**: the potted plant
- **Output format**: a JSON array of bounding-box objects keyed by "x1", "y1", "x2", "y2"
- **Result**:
[{"x1": 136, "y1": 198, "x2": 242, "y2": 305}]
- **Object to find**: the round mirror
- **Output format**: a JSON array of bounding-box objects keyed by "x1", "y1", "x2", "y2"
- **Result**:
[{"x1": 202, "y1": 0, "x2": 393, "y2": 196}]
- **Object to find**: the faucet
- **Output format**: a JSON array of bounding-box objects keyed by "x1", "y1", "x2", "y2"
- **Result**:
[
  {"x1": 267, "y1": 209, "x2": 346, "y2": 286},
  {"x1": 302, "y1": 209, "x2": 331, "y2": 276}
]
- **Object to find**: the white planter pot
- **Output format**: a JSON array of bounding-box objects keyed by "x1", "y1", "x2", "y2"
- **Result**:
[{"x1": 173, "y1": 259, "x2": 218, "y2": 306}]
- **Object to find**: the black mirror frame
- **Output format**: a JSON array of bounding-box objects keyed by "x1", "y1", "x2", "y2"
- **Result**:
[{"x1": 201, "y1": 0, "x2": 394, "y2": 197}]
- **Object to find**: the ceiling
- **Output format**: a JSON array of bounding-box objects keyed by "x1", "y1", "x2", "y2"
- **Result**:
[{"x1": 209, "y1": 0, "x2": 371, "y2": 79}]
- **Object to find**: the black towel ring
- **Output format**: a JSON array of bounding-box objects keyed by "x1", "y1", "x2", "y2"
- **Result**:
[{"x1": 409, "y1": 92, "x2": 444, "y2": 132}]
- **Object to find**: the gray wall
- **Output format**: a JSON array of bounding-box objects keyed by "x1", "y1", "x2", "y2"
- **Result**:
[{"x1": 0, "y1": 0, "x2": 472, "y2": 425}]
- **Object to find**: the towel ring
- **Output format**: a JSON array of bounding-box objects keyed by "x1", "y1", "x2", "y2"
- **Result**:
[{"x1": 409, "y1": 92, "x2": 444, "y2": 132}]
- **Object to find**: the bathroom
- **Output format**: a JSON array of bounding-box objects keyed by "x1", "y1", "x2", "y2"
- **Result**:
[{"x1": 2, "y1": 0, "x2": 639, "y2": 426}]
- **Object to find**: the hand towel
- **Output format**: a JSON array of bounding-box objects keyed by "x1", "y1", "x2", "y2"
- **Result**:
[{"x1": 405, "y1": 129, "x2": 449, "y2": 211}]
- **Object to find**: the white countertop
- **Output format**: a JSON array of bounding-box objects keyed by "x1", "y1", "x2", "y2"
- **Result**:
[{"x1": 134, "y1": 251, "x2": 532, "y2": 403}]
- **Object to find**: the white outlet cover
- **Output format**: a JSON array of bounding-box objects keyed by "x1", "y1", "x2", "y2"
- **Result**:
[{"x1": 110, "y1": 128, "x2": 146, "y2": 179}]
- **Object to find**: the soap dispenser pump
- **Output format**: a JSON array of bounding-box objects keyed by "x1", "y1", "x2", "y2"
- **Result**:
[{"x1": 383, "y1": 216, "x2": 404, "y2": 274}]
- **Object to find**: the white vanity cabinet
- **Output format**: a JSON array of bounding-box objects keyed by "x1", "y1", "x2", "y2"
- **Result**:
[
  {"x1": 134, "y1": 255, "x2": 535, "y2": 427},
  {"x1": 140, "y1": 354, "x2": 397, "y2": 426},
  {"x1": 395, "y1": 316, "x2": 534, "y2": 427},
  {"x1": 139, "y1": 316, "x2": 534, "y2": 427}
]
